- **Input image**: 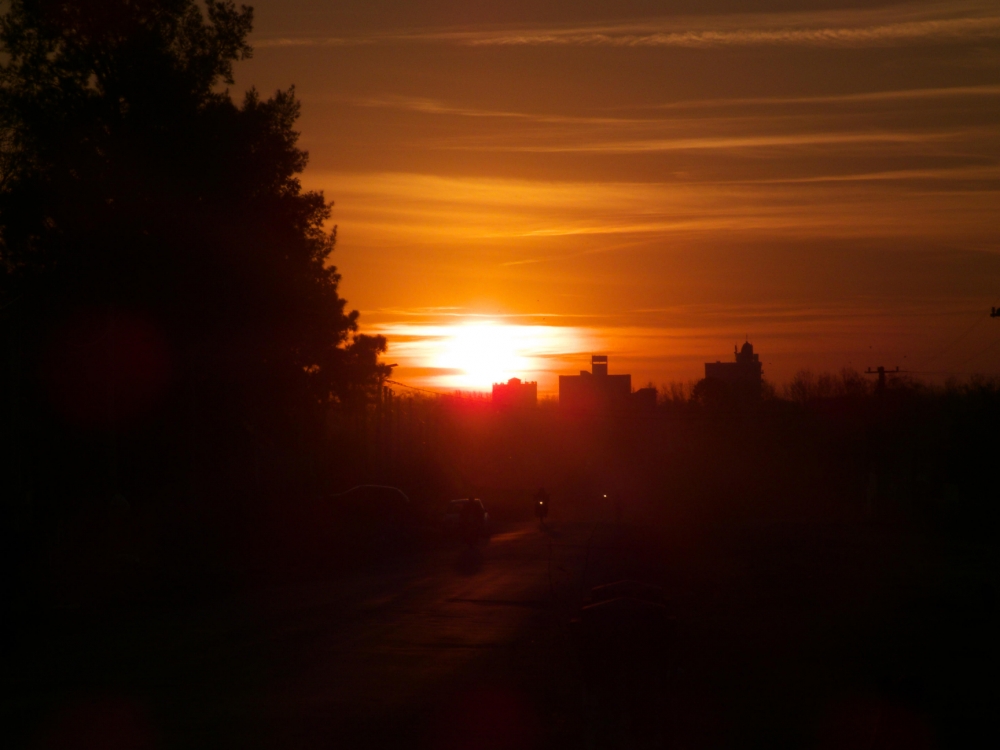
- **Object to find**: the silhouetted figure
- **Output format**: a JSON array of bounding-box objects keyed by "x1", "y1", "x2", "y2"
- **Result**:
[{"x1": 534, "y1": 487, "x2": 550, "y2": 524}]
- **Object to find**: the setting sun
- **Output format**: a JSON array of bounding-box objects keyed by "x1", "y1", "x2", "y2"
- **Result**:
[
  {"x1": 433, "y1": 323, "x2": 527, "y2": 389},
  {"x1": 375, "y1": 321, "x2": 590, "y2": 392}
]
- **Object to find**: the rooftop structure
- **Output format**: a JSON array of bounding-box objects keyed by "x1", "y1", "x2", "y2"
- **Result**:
[
  {"x1": 492, "y1": 377, "x2": 537, "y2": 409},
  {"x1": 704, "y1": 340, "x2": 763, "y2": 397},
  {"x1": 559, "y1": 355, "x2": 632, "y2": 411}
]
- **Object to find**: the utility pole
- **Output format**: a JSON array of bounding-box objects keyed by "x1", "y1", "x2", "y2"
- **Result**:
[{"x1": 865, "y1": 366, "x2": 905, "y2": 395}]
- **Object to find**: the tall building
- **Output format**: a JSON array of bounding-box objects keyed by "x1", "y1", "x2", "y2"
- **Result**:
[
  {"x1": 492, "y1": 377, "x2": 537, "y2": 409},
  {"x1": 560, "y1": 355, "x2": 632, "y2": 411},
  {"x1": 704, "y1": 340, "x2": 763, "y2": 396}
]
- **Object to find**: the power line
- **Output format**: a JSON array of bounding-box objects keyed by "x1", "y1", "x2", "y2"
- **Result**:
[
  {"x1": 917, "y1": 311, "x2": 989, "y2": 368},
  {"x1": 953, "y1": 333, "x2": 1000, "y2": 371},
  {"x1": 385, "y1": 379, "x2": 446, "y2": 396}
]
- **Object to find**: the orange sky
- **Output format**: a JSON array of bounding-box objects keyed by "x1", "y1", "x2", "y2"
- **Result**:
[{"x1": 235, "y1": 1, "x2": 1000, "y2": 393}]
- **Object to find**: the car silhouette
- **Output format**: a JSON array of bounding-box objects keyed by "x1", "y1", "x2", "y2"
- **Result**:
[{"x1": 441, "y1": 498, "x2": 491, "y2": 541}]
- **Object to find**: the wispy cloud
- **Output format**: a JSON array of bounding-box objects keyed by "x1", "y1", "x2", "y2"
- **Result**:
[
  {"x1": 442, "y1": 128, "x2": 981, "y2": 154},
  {"x1": 365, "y1": 308, "x2": 601, "y2": 322},
  {"x1": 627, "y1": 301, "x2": 983, "y2": 323},
  {"x1": 448, "y1": 16, "x2": 1000, "y2": 48},
  {"x1": 733, "y1": 164, "x2": 1000, "y2": 185},
  {"x1": 256, "y1": 3, "x2": 1000, "y2": 49},
  {"x1": 349, "y1": 95, "x2": 643, "y2": 125},
  {"x1": 646, "y1": 85, "x2": 1000, "y2": 110},
  {"x1": 346, "y1": 85, "x2": 1000, "y2": 124},
  {"x1": 305, "y1": 170, "x2": 1000, "y2": 249}
]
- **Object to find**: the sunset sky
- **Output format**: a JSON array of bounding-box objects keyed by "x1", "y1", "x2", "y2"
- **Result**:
[{"x1": 236, "y1": 0, "x2": 1000, "y2": 394}]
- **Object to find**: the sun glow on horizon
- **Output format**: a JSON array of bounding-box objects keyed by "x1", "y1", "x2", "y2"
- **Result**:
[
  {"x1": 375, "y1": 321, "x2": 590, "y2": 392},
  {"x1": 434, "y1": 323, "x2": 529, "y2": 389}
]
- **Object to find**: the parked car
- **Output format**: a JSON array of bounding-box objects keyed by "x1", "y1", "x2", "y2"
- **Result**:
[{"x1": 441, "y1": 498, "x2": 491, "y2": 543}]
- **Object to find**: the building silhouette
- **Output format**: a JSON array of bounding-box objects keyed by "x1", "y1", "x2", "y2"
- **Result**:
[
  {"x1": 492, "y1": 377, "x2": 537, "y2": 409},
  {"x1": 560, "y1": 355, "x2": 632, "y2": 411},
  {"x1": 704, "y1": 340, "x2": 763, "y2": 397},
  {"x1": 558, "y1": 355, "x2": 659, "y2": 412}
]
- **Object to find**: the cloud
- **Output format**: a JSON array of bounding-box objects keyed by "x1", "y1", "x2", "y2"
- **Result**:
[
  {"x1": 349, "y1": 95, "x2": 646, "y2": 126},
  {"x1": 343, "y1": 85, "x2": 1000, "y2": 125},
  {"x1": 735, "y1": 164, "x2": 1000, "y2": 185},
  {"x1": 442, "y1": 128, "x2": 979, "y2": 154},
  {"x1": 451, "y1": 16, "x2": 1000, "y2": 48},
  {"x1": 646, "y1": 85, "x2": 1000, "y2": 110},
  {"x1": 256, "y1": 2, "x2": 1000, "y2": 50},
  {"x1": 305, "y1": 170, "x2": 1000, "y2": 249}
]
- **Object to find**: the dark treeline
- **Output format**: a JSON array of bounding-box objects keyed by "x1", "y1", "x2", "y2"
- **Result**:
[
  {"x1": 348, "y1": 375, "x2": 998, "y2": 533},
  {"x1": 0, "y1": 1, "x2": 390, "y2": 601}
]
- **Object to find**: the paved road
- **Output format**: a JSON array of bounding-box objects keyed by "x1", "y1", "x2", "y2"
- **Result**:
[
  {"x1": 249, "y1": 522, "x2": 591, "y2": 748},
  {"x1": 19, "y1": 518, "x2": 988, "y2": 749},
  {"x1": 19, "y1": 522, "x2": 597, "y2": 749}
]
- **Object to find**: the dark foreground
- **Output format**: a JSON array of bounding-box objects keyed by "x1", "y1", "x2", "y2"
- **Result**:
[{"x1": 7, "y1": 518, "x2": 995, "y2": 749}]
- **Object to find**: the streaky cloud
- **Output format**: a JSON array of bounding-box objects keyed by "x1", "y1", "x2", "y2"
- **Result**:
[
  {"x1": 344, "y1": 85, "x2": 1000, "y2": 125},
  {"x1": 646, "y1": 85, "x2": 1000, "y2": 110},
  {"x1": 256, "y1": 2, "x2": 1000, "y2": 49},
  {"x1": 729, "y1": 164, "x2": 1000, "y2": 185},
  {"x1": 443, "y1": 128, "x2": 982, "y2": 154},
  {"x1": 455, "y1": 16, "x2": 1000, "y2": 48},
  {"x1": 349, "y1": 95, "x2": 648, "y2": 125},
  {"x1": 305, "y1": 170, "x2": 1000, "y2": 253}
]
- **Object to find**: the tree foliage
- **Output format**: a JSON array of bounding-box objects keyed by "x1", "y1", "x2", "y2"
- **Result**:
[
  {"x1": 0, "y1": 0, "x2": 388, "y2": 438},
  {"x1": 0, "y1": 1, "x2": 392, "y2": 523}
]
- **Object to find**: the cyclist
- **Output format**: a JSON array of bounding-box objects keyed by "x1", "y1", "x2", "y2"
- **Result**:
[{"x1": 534, "y1": 487, "x2": 550, "y2": 525}]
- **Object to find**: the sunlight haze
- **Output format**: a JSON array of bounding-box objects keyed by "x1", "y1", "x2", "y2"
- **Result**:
[{"x1": 238, "y1": 0, "x2": 1000, "y2": 391}]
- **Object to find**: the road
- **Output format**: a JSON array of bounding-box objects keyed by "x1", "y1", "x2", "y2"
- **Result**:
[
  {"x1": 16, "y1": 522, "x2": 597, "y2": 750},
  {"x1": 17, "y1": 517, "x2": 988, "y2": 748},
  {"x1": 250, "y1": 522, "x2": 592, "y2": 749}
]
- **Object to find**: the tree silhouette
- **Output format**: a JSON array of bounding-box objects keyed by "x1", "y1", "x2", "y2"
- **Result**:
[
  {"x1": 0, "y1": 1, "x2": 389, "y2": 413},
  {"x1": 0, "y1": 1, "x2": 387, "y2": 503}
]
